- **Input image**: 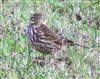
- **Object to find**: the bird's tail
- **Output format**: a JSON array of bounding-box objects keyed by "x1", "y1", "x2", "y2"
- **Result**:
[{"x1": 64, "y1": 38, "x2": 90, "y2": 48}]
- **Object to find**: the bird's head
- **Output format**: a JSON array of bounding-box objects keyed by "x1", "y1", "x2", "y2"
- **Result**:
[{"x1": 30, "y1": 13, "x2": 42, "y2": 25}]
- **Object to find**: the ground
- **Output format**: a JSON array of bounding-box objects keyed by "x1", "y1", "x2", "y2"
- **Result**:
[{"x1": 0, "y1": 0, "x2": 100, "y2": 79}]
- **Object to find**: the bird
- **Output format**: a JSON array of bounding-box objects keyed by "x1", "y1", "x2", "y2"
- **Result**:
[{"x1": 25, "y1": 13, "x2": 89, "y2": 56}]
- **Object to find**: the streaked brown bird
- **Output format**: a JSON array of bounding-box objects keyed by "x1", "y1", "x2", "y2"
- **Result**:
[{"x1": 25, "y1": 13, "x2": 87, "y2": 55}]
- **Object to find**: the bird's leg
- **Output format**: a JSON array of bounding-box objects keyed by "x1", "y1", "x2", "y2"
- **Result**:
[
  {"x1": 61, "y1": 39, "x2": 64, "y2": 46},
  {"x1": 33, "y1": 53, "x2": 46, "y2": 67},
  {"x1": 51, "y1": 49, "x2": 55, "y2": 58},
  {"x1": 50, "y1": 49, "x2": 56, "y2": 65}
]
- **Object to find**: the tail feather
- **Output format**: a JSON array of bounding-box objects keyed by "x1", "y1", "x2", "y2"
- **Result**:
[
  {"x1": 64, "y1": 38, "x2": 90, "y2": 48},
  {"x1": 64, "y1": 38, "x2": 74, "y2": 46}
]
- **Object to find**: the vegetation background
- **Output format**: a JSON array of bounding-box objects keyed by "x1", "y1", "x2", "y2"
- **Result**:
[{"x1": 0, "y1": 0, "x2": 100, "y2": 79}]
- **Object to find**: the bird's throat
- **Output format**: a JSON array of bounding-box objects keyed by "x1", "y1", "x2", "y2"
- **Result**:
[{"x1": 30, "y1": 21, "x2": 42, "y2": 28}]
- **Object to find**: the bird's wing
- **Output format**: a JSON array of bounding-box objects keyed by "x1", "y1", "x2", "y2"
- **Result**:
[
  {"x1": 38, "y1": 24, "x2": 61, "y2": 41},
  {"x1": 37, "y1": 24, "x2": 74, "y2": 46}
]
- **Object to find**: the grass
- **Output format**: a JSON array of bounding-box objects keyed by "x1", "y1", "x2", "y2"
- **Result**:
[{"x1": 0, "y1": 0, "x2": 100, "y2": 79}]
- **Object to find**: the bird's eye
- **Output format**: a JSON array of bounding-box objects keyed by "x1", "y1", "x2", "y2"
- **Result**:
[
  {"x1": 33, "y1": 16, "x2": 36, "y2": 20},
  {"x1": 33, "y1": 16, "x2": 36, "y2": 19},
  {"x1": 32, "y1": 16, "x2": 36, "y2": 20}
]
